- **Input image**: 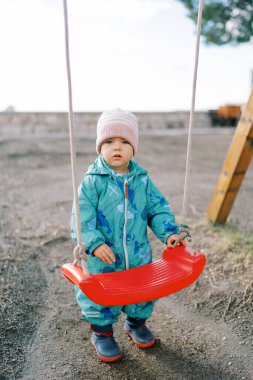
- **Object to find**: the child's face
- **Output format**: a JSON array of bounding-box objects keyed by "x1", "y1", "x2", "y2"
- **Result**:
[{"x1": 101, "y1": 137, "x2": 134, "y2": 174}]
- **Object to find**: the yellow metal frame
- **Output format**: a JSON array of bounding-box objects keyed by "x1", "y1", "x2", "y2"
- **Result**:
[{"x1": 207, "y1": 89, "x2": 253, "y2": 224}]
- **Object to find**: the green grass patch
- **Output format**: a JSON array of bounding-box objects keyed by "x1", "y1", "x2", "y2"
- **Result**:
[{"x1": 210, "y1": 223, "x2": 253, "y2": 255}]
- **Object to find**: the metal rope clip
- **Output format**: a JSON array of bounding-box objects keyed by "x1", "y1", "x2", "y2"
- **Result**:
[
  {"x1": 179, "y1": 224, "x2": 192, "y2": 242},
  {"x1": 173, "y1": 224, "x2": 195, "y2": 256}
]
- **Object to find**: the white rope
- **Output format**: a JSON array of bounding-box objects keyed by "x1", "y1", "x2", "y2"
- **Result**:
[
  {"x1": 181, "y1": 0, "x2": 204, "y2": 224},
  {"x1": 62, "y1": 0, "x2": 89, "y2": 276},
  {"x1": 62, "y1": 0, "x2": 203, "y2": 265}
]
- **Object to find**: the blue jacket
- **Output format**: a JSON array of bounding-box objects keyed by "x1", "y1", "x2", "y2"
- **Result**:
[{"x1": 71, "y1": 156, "x2": 179, "y2": 273}]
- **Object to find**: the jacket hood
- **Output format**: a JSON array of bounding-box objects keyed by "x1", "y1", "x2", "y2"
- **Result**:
[{"x1": 86, "y1": 155, "x2": 147, "y2": 178}]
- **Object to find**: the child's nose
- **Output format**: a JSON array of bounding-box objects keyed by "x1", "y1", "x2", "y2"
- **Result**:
[{"x1": 114, "y1": 143, "x2": 121, "y2": 150}]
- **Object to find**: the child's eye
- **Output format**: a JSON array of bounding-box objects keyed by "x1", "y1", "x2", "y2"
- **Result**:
[
  {"x1": 105, "y1": 140, "x2": 113, "y2": 144},
  {"x1": 123, "y1": 140, "x2": 130, "y2": 144}
]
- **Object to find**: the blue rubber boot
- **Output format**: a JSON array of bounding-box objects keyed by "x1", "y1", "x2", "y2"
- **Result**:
[
  {"x1": 124, "y1": 317, "x2": 156, "y2": 348},
  {"x1": 90, "y1": 324, "x2": 123, "y2": 362}
]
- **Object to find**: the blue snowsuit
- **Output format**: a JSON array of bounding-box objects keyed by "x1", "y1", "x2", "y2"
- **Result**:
[{"x1": 71, "y1": 156, "x2": 179, "y2": 326}]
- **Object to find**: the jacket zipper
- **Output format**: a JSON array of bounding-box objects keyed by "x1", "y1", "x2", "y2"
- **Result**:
[{"x1": 123, "y1": 179, "x2": 129, "y2": 269}]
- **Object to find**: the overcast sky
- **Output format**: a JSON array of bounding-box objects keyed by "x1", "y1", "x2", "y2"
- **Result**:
[{"x1": 0, "y1": 0, "x2": 252, "y2": 112}]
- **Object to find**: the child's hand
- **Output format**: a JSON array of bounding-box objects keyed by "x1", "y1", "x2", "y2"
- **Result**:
[
  {"x1": 93, "y1": 244, "x2": 116, "y2": 264},
  {"x1": 166, "y1": 234, "x2": 187, "y2": 248}
]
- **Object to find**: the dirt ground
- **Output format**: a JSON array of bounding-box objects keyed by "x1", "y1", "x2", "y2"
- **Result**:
[{"x1": 0, "y1": 129, "x2": 253, "y2": 380}]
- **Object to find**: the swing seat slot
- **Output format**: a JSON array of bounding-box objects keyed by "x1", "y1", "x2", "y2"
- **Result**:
[{"x1": 61, "y1": 246, "x2": 206, "y2": 306}]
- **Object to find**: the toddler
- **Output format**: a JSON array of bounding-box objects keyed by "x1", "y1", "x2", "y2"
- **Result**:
[{"x1": 71, "y1": 108, "x2": 185, "y2": 362}]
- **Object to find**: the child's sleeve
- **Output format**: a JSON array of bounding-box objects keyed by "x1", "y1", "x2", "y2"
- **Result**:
[
  {"x1": 146, "y1": 177, "x2": 179, "y2": 244},
  {"x1": 70, "y1": 175, "x2": 105, "y2": 254}
]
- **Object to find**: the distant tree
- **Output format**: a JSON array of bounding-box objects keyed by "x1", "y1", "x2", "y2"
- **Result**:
[{"x1": 178, "y1": 0, "x2": 253, "y2": 45}]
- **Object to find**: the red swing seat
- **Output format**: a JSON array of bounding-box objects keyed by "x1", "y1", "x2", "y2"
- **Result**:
[{"x1": 61, "y1": 245, "x2": 206, "y2": 306}]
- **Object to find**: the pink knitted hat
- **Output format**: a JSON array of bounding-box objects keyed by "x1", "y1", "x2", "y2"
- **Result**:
[{"x1": 96, "y1": 108, "x2": 138, "y2": 155}]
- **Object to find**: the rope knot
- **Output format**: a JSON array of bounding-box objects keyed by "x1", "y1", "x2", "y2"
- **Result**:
[
  {"x1": 73, "y1": 243, "x2": 88, "y2": 262},
  {"x1": 72, "y1": 243, "x2": 90, "y2": 276}
]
